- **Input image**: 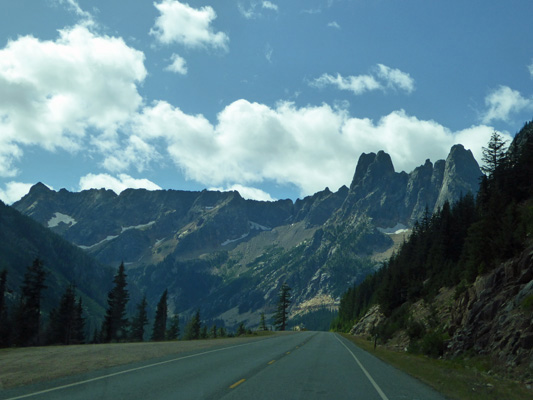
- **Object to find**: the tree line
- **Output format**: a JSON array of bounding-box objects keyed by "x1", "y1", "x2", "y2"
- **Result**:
[
  {"x1": 332, "y1": 123, "x2": 533, "y2": 349},
  {"x1": 1, "y1": 258, "x2": 294, "y2": 347}
]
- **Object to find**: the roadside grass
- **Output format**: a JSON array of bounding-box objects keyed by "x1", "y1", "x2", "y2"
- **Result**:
[
  {"x1": 341, "y1": 334, "x2": 532, "y2": 400},
  {"x1": 0, "y1": 333, "x2": 276, "y2": 389}
]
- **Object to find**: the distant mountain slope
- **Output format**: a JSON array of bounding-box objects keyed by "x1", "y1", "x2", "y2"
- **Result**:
[
  {"x1": 0, "y1": 200, "x2": 114, "y2": 333},
  {"x1": 13, "y1": 145, "x2": 481, "y2": 329}
]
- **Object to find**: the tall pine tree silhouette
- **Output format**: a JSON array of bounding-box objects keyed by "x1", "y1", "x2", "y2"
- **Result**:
[{"x1": 102, "y1": 262, "x2": 129, "y2": 342}]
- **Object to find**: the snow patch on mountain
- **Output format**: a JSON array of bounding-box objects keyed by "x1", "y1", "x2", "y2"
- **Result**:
[
  {"x1": 377, "y1": 223, "x2": 409, "y2": 235},
  {"x1": 47, "y1": 212, "x2": 77, "y2": 228}
]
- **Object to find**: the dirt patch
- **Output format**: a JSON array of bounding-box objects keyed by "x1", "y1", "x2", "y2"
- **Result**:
[{"x1": 0, "y1": 335, "x2": 275, "y2": 389}]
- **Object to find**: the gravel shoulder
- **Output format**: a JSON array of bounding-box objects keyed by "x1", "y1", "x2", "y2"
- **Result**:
[{"x1": 0, "y1": 334, "x2": 278, "y2": 389}]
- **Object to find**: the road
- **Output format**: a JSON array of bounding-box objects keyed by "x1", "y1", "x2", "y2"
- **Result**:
[{"x1": 1, "y1": 332, "x2": 447, "y2": 400}]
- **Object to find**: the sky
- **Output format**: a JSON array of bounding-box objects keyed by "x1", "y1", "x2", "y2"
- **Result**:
[{"x1": 0, "y1": 0, "x2": 532, "y2": 204}]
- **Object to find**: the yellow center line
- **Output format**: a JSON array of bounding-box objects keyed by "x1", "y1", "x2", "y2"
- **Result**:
[
  {"x1": 268, "y1": 360, "x2": 276, "y2": 364},
  {"x1": 229, "y1": 379, "x2": 246, "y2": 389}
]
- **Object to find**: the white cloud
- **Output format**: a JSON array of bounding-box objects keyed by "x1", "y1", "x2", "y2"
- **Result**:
[
  {"x1": 328, "y1": 21, "x2": 341, "y2": 29},
  {"x1": 239, "y1": 1, "x2": 278, "y2": 19},
  {"x1": 311, "y1": 64, "x2": 414, "y2": 96},
  {"x1": 79, "y1": 173, "x2": 161, "y2": 194},
  {"x1": 262, "y1": 1, "x2": 278, "y2": 11},
  {"x1": 528, "y1": 61, "x2": 533, "y2": 77},
  {"x1": 130, "y1": 99, "x2": 496, "y2": 197},
  {"x1": 56, "y1": 0, "x2": 93, "y2": 21},
  {"x1": 165, "y1": 53, "x2": 188, "y2": 74},
  {"x1": 151, "y1": 0, "x2": 229, "y2": 51},
  {"x1": 0, "y1": 24, "x2": 147, "y2": 177},
  {"x1": 210, "y1": 184, "x2": 276, "y2": 201},
  {"x1": 0, "y1": 181, "x2": 34, "y2": 204},
  {"x1": 376, "y1": 64, "x2": 415, "y2": 93},
  {"x1": 311, "y1": 73, "x2": 381, "y2": 95},
  {"x1": 481, "y1": 85, "x2": 533, "y2": 123}
]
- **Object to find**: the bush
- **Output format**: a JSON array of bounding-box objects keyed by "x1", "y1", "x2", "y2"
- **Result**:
[
  {"x1": 420, "y1": 331, "x2": 445, "y2": 358},
  {"x1": 407, "y1": 320, "x2": 426, "y2": 340}
]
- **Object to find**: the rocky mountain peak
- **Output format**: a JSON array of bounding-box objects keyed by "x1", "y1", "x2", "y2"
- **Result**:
[
  {"x1": 351, "y1": 150, "x2": 395, "y2": 189},
  {"x1": 434, "y1": 144, "x2": 482, "y2": 210},
  {"x1": 28, "y1": 181, "x2": 52, "y2": 195}
]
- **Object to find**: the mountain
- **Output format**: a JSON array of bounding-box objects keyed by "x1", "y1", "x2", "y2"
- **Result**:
[
  {"x1": 12, "y1": 145, "x2": 481, "y2": 329},
  {"x1": 340, "y1": 122, "x2": 533, "y2": 379},
  {"x1": 0, "y1": 200, "x2": 114, "y2": 334}
]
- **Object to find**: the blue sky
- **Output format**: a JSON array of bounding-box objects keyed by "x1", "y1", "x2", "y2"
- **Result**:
[{"x1": 1, "y1": 0, "x2": 532, "y2": 203}]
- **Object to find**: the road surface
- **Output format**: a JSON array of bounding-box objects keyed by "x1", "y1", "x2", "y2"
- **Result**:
[{"x1": 1, "y1": 332, "x2": 446, "y2": 400}]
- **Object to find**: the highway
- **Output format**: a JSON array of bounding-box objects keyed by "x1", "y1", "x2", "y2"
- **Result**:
[{"x1": 1, "y1": 332, "x2": 447, "y2": 400}]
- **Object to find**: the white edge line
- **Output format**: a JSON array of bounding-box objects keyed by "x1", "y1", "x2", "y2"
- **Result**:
[
  {"x1": 334, "y1": 334, "x2": 390, "y2": 400},
  {"x1": 4, "y1": 340, "x2": 261, "y2": 400}
]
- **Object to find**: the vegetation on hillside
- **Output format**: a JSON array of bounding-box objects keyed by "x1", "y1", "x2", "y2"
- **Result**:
[{"x1": 333, "y1": 122, "x2": 533, "y2": 353}]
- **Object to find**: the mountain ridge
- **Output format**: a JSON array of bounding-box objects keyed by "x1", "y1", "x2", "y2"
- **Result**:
[{"x1": 12, "y1": 145, "x2": 481, "y2": 329}]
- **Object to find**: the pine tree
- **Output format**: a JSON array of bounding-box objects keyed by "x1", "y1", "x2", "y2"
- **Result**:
[
  {"x1": 102, "y1": 262, "x2": 129, "y2": 343},
  {"x1": 210, "y1": 324, "x2": 217, "y2": 339},
  {"x1": 48, "y1": 285, "x2": 78, "y2": 345},
  {"x1": 236, "y1": 322, "x2": 246, "y2": 336},
  {"x1": 166, "y1": 315, "x2": 180, "y2": 340},
  {"x1": 481, "y1": 131, "x2": 508, "y2": 176},
  {"x1": 0, "y1": 269, "x2": 10, "y2": 347},
  {"x1": 200, "y1": 325, "x2": 208, "y2": 339},
  {"x1": 184, "y1": 310, "x2": 201, "y2": 340},
  {"x1": 274, "y1": 283, "x2": 291, "y2": 331},
  {"x1": 259, "y1": 312, "x2": 267, "y2": 331},
  {"x1": 73, "y1": 296, "x2": 85, "y2": 344},
  {"x1": 130, "y1": 295, "x2": 148, "y2": 342},
  {"x1": 13, "y1": 258, "x2": 47, "y2": 346},
  {"x1": 151, "y1": 290, "x2": 168, "y2": 341}
]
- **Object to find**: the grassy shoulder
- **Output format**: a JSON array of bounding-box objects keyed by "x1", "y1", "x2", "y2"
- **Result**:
[
  {"x1": 0, "y1": 332, "x2": 276, "y2": 390},
  {"x1": 341, "y1": 334, "x2": 532, "y2": 400}
]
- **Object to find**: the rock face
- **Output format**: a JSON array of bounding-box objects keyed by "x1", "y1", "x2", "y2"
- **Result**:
[
  {"x1": 12, "y1": 145, "x2": 481, "y2": 328},
  {"x1": 448, "y1": 244, "x2": 533, "y2": 370},
  {"x1": 340, "y1": 144, "x2": 481, "y2": 228}
]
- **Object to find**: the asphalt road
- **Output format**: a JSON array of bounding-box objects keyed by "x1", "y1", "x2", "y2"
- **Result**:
[{"x1": 1, "y1": 332, "x2": 447, "y2": 400}]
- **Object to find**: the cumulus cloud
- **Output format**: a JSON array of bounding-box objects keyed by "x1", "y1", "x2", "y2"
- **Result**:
[
  {"x1": 481, "y1": 85, "x2": 533, "y2": 123},
  {"x1": 129, "y1": 99, "x2": 497, "y2": 197},
  {"x1": 0, "y1": 24, "x2": 147, "y2": 177},
  {"x1": 210, "y1": 184, "x2": 276, "y2": 202},
  {"x1": 311, "y1": 64, "x2": 414, "y2": 95},
  {"x1": 151, "y1": 0, "x2": 229, "y2": 51},
  {"x1": 165, "y1": 53, "x2": 188, "y2": 74},
  {"x1": 79, "y1": 173, "x2": 162, "y2": 194},
  {"x1": 0, "y1": 181, "x2": 34, "y2": 204},
  {"x1": 376, "y1": 64, "x2": 415, "y2": 93},
  {"x1": 328, "y1": 21, "x2": 341, "y2": 29}
]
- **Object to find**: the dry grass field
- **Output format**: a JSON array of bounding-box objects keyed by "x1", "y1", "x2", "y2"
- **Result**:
[{"x1": 0, "y1": 335, "x2": 274, "y2": 389}]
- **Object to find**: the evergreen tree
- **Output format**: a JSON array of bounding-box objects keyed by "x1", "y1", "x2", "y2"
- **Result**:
[
  {"x1": 0, "y1": 269, "x2": 10, "y2": 347},
  {"x1": 259, "y1": 313, "x2": 267, "y2": 331},
  {"x1": 274, "y1": 283, "x2": 291, "y2": 331},
  {"x1": 236, "y1": 322, "x2": 246, "y2": 336},
  {"x1": 151, "y1": 290, "x2": 168, "y2": 341},
  {"x1": 200, "y1": 325, "x2": 208, "y2": 339},
  {"x1": 73, "y1": 296, "x2": 85, "y2": 344},
  {"x1": 47, "y1": 285, "x2": 81, "y2": 345},
  {"x1": 166, "y1": 315, "x2": 180, "y2": 340},
  {"x1": 218, "y1": 326, "x2": 227, "y2": 338},
  {"x1": 481, "y1": 131, "x2": 508, "y2": 176},
  {"x1": 102, "y1": 262, "x2": 129, "y2": 343},
  {"x1": 210, "y1": 324, "x2": 217, "y2": 339},
  {"x1": 13, "y1": 258, "x2": 47, "y2": 346},
  {"x1": 184, "y1": 310, "x2": 201, "y2": 340},
  {"x1": 130, "y1": 295, "x2": 149, "y2": 342}
]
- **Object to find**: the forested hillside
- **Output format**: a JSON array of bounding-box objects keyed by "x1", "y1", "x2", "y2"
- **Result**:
[{"x1": 334, "y1": 121, "x2": 533, "y2": 365}]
